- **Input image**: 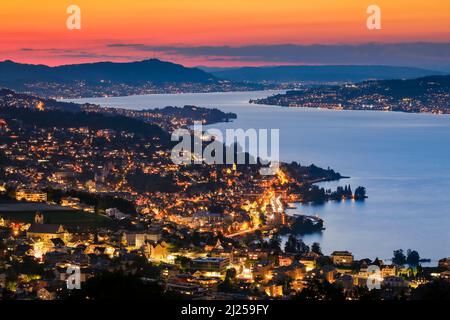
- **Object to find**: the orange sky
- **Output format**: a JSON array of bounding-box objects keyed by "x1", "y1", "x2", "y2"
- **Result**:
[{"x1": 1, "y1": 0, "x2": 450, "y2": 66}]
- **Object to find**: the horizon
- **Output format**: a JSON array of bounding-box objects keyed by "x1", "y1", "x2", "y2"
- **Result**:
[
  {"x1": 2, "y1": 45, "x2": 450, "y2": 73},
  {"x1": 1, "y1": 0, "x2": 450, "y2": 305},
  {"x1": 2, "y1": 1, "x2": 450, "y2": 68}
]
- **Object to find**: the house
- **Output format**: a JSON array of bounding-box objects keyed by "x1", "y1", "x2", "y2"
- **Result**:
[
  {"x1": 331, "y1": 251, "x2": 354, "y2": 267},
  {"x1": 15, "y1": 189, "x2": 47, "y2": 202},
  {"x1": 335, "y1": 274, "x2": 354, "y2": 293},
  {"x1": 123, "y1": 231, "x2": 161, "y2": 248},
  {"x1": 275, "y1": 261, "x2": 306, "y2": 281},
  {"x1": 166, "y1": 282, "x2": 204, "y2": 296},
  {"x1": 441, "y1": 270, "x2": 450, "y2": 282},
  {"x1": 299, "y1": 256, "x2": 317, "y2": 271},
  {"x1": 278, "y1": 255, "x2": 294, "y2": 267},
  {"x1": 61, "y1": 197, "x2": 80, "y2": 208},
  {"x1": 253, "y1": 259, "x2": 274, "y2": 279},
  {"x1": 263, "y1": 282, "x2": 283, "y2": 297},
  {"x1": 43, "y1": 251, "x2": 70, "y2": 265},
  {"x1": 37, "y1": 287, "x2": 56, "y2": 300},
  {"x1": 144, "y1": 241, "x2": 169, "y2": 261},
  {"x1": 381, "y1": 265, "x2": 397, "y2": 277},
  {"x1": 382, "y1": 276, "x2": 409, "y2": 288},
  {"x1": 191, "y1": 257, "x2": 230, "y2": 277},
  {"x1": 105, "y1": 208, "x2": 130, "y2": 220},
  {"x1": 322, "y1": 265, "x2": 337, "y2": 283},
  {"x1": 54, "y1": 265, "x2": 94, "y2": 284},
  {"x1": 27, "y1": 224, "x2": 69, "y2": 243}
]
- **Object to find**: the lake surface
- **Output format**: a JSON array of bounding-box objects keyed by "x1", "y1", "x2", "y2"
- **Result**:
[{"x1": 71, "y1": 91, "x2": 450, "y2": 262}]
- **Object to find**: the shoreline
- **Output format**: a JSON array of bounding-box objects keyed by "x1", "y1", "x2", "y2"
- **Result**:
[{"x1": 250, "y1": 101, "x2": 450, "y2": 116}]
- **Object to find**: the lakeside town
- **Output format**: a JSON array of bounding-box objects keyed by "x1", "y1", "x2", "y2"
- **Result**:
[
  {"x1": 0, "y1": 89, "x2": 449, "y2": 301},
  {"x1": 252, "y1": 76, "x2": 450, "y2": 115}
]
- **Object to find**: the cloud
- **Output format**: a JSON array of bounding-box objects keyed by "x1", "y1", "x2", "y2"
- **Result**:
[
  {"x1": 19, "y1": 47, "x2": 134, "y2": 60},
  {"x1": 107, "y1": 42, "x2": 450, "y2": 70},
  {"x1": 107, "y1": 43, "x2": 146, "y2": 48}
]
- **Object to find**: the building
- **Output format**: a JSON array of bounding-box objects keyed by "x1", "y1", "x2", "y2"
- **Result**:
[
  {"x1": 382, "y1": 276, "x2": 409, "y2": 288},
  {"x1": 331, "y1": 251, "x2": 354, "y2": 267},
  {"x1": 381, "y1": 265, "x2": 397, "y2": 278},
  {"x1": 27, "y1": 224, "x2": 69, "y2": 243},
  {"x1": 37, "y1": 287, "x2": 56, "y2": 300},
  {"x1": 278, "y1": 255, "x2": 294, "y2": 267},
  {"x1": 264, "y1": 282, "x2": 283, "y2": 297},
  {"x1": 273, "y1": 261, "x2": 306, "y2": 281},
  {"x1": 144, "y1": 241, "x2": 169, "y2": 261},
  {"x1": 441, "y1": 270, "x2": 450, "y2": 282},
  {"x1": 123, "y1": 231, "x2": 161, "y2": 248},
  {"x1": 192, "y1": 211, "x2": 225, "y2": 227},
  {"x1": 299, "y1": 256, "x2": 317, "y2": 271},
  {"x1": 15, "y1": 189, "x2": 47, "y2": 202},
  {"x1": 61, "y1": 197, "x2": 80, "y2": 208},
  {"x1": 105, "y1": 208, "x2": 130, "y2": 220},
  {"x1": 191, "y1": 257, "x2": 230, "y2": 277}
]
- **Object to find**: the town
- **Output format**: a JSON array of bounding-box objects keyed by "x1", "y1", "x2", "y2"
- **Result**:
[
  {"x1": 252, "y1": 75, "x2": 450, "y2": 115},
  {"x1": 0, "y1": 89, "x2": 448, "y2": 301}
]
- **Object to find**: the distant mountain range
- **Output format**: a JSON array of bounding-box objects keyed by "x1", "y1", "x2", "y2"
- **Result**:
[
  {"x1": 0, "y1": 59, "x2": 272, "y2": 98},
  {"x1": 0, "y1": 59, "x2": 217, "y2": 88},
  {"x1": 203, "y1": 65, "x2": 447, "y2": 83},
  {"x1": 1, "y1": 59, "x2": 447, "y2": 98}
]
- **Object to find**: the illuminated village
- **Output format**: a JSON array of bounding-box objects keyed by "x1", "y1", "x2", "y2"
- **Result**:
[{"x1": 0, "y1": 90, "x2": 449, "y2": 300}]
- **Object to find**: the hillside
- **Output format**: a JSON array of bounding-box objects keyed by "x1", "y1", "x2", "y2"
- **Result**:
[
  {"x1": 0, "y1": 59, "x2": 217, "y2": 87},
  {"x1": 209, "y1": 65, "x2": 446, "y2": 83},
  {"x1": 252, "y1": 75, "x2": 450, "y2": 114}
]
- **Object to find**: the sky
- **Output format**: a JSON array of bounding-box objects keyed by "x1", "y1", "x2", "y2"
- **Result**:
[{"x1": 1, "y1": 0, "x2": 450, "y2": 68}]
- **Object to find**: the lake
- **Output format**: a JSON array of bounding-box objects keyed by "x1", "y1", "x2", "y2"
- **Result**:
[{"x1": 71, "y1": 91, "x2": 450, "y2": 262}]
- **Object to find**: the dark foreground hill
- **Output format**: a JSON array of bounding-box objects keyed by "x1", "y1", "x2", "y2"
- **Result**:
[{"x1": 0, "y1": 58, "x2": 217, "y2": 87}]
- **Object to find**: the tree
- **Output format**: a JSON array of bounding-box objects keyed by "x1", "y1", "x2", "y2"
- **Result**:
[
  {"x1": 175, "y1": 256, "x2": 192, "y2": 272},
  {"x1": 284, "y1": 235, "x2": 309, "y2": 255},
  {"x1": 311, "y1": 242, "x2": 323, "y2": 255},
  {"x1": 225, "y1": 268, "x2": 237, "y2": 280},
  {"x1": 218, "y1": 268, "x2": 237, "y2": 293},
  {"x1": 269, "y1": 234, "x2": 281, "y2": 251},
  {"x1": 354, "y1": 186, "x2": 366, "y2": 200},
  {"x1": 294, "y1": 279, "x2": 345, "y2": 301},
  {"x1": 411, "y1": 279, "x2": 450, "y2": 300},
  {"x1": 406, "y1": 249, "x2": 420, "y2": 266},
  {"x1": 67, "y1": 272, "x2": 175, "y2": 300},
  {"x1": 392, "y1": 249, "x2": 407, "y2": 265}
]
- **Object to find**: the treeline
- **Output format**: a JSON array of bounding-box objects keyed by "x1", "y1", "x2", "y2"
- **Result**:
[
  {"x1": 143, "y1": 105, "x2": 237, "y2": 124},
  {"x1": 284, "y1": 162, "x2": 342, "y2": 182},
  {"x1": 126, "y1": 170, "x2": 180, "y2": 193},
  {"x1": 44, "y1": 188, "x2": 137, "y2": 215},
  {"x1": 1, "y1": 106, "x2": 170, "y2": 142},
  {"x1": 296, "y1": 184, "x2": 367, "y2": 203},
  {"x1": 326, "y1": 185, "x2": 367, "y2": 200},
  {"x1": 392, "y1": 249, "x2": 422, "y2": 266}
]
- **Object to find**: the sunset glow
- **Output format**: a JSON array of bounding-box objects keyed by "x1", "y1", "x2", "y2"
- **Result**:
[{"x1": 1, "y1": 0, "x2": 450, "y2": 66}]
